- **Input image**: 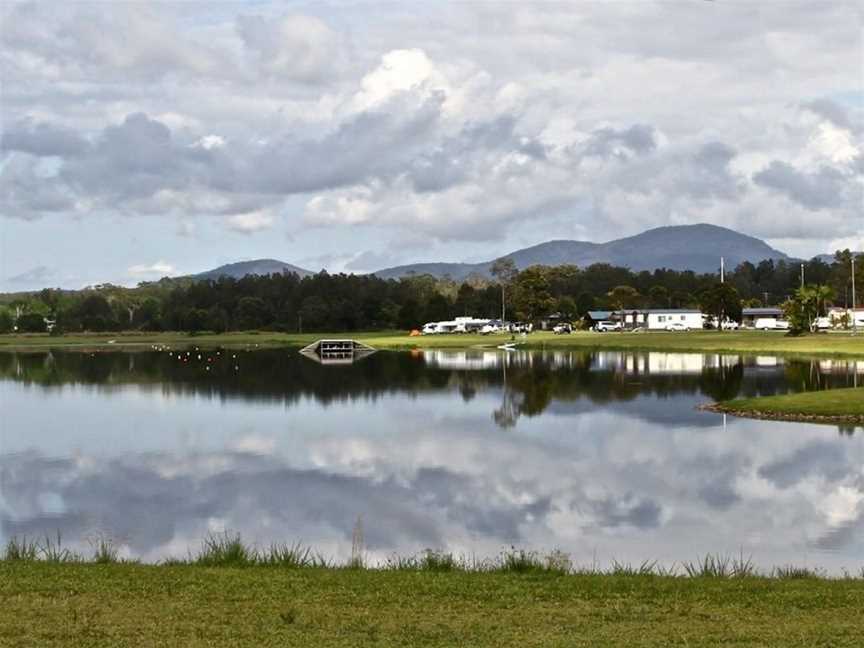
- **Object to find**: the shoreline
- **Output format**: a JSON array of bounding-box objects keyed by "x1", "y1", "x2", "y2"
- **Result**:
[
  {"x1": 700, "y1": 402, "x2": 864, "y2": 426},
  {"x1": 2, "y1": 329, "x2": 864, "y2": 359},
  {"x1": 701, "y1": 387, "x2": 864, "y2": 425}
]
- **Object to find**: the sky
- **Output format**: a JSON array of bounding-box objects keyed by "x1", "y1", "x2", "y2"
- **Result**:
[{"x1": 1, "y1": 0, "x2": 862, "y2": 291}]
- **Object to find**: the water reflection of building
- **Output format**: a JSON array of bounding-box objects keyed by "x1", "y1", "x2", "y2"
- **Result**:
[
  {"x1": 422, "y1": 350, "x2": 586, "y2": 371},
  {"x1": 422, "y1": 350, "x2": 503, "y2": 370},
  {"x1": 593, "y1": 352, "x2": 741, "y2": 375},
  {"x1": 817, "y1": 360, "x2": 864, "y2": 375}
]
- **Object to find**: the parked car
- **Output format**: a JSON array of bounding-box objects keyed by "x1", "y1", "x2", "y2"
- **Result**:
[
  {"x1": 755, "y1": 318, "x2": 790, "y2": 331},
  {"x1": 595, "y1": 321, "x2": 622, "y2": 332},
  {"x1": 813, "y1": 317, "x2": 832, "y2": 331},
  {"x1": 553, "y1": 323, "x2": 572, "y2": 334},
  {"x1": 665, "y1": 322, "x2": 689, "y2": 332}
]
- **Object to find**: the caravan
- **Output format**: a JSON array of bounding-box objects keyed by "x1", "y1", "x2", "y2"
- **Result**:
[{"x1": 421, "y1": 317, "x2": 491, "y2": 335}]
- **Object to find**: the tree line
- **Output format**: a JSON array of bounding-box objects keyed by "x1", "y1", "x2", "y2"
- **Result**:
[{"x1": 1, "y1": 251, "x2": 860, "y2": 334}]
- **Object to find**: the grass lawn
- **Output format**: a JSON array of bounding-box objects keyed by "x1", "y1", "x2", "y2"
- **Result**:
[
  {"x1": 710, "y1": 386, "x2": 864, "y2": 424},
  {"x1": 1, "y1": 563, "x2": 863, "y2": 647},
  {"x1": 2, "y1": 329, "x2": 864, "y2": 358}
]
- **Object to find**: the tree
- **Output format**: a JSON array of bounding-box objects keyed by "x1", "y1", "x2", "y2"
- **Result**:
[
  {"x1": 17, "y1": 312, "x2": 47, "y2": 333},
  {"x1": 398, "y1": 297, "x2": 421, "y2": 329},
  {"x1": 299, "y1": 296, "x2": 330, "y2": 331},
  {"x1": 234, "y1": 296, "x2": 269, "y2": 330},
  {"x1": 783, "y1": 285, "x2": 831, "y2": 334},
  {"x1": 556, "y1": 296, "x2": 577, "y2": 320},
  {"x1": 513, "y1": 266, "x2": 555, "y2": 322},
  {"x1": 133, "y1": 298, "x2": 162, "y2": 330},
  {"x1": 0, "y1": 309, "x2": 14, "y2": 334},
  {"x1": 648, "y1": 285, "x2": 670, "y2": 308},
  {"x1": 490, "y1": 257, "x2": 518, "y2": 322},
  {"x1": 575, "y1": 292, "x2": 595, "y2": 317},
  {"x1": 424, "y1": 293, "x2": 452, "y2": 323},
  {"x1": 811, "y1": 284, "x2": 835, "y2": 317},
  {"x1": 78, "y1": 294, "x2": 117, "y2": 331},
  {"x1": 698, "y1": 283, "x2": 742, "y2": 330},
  {"x1": 606, "y1": 285, "x2": 640, "y2": 312}
]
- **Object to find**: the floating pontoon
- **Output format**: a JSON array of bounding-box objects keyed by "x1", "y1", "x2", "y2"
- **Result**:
[{"x1": 299, "y1": 339, "x2": 376, "y2": 365}]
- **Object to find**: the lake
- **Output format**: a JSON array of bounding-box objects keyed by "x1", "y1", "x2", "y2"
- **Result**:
[{"x1": 1, "y1": 347, "x2": 861, "y2": 573}]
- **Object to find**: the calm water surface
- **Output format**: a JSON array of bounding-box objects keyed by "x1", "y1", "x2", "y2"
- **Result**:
[{"x1": 1, "y1": 348, "x2": 862, "y2": 572}]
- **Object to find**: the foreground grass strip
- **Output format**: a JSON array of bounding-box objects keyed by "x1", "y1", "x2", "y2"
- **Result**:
[
  {"x1": 707, "y1": 386, "x2": 864, "y2": 424},
  {"x1": 1, "y1": 563, "x2": 862, "y2": 647},
  {"x1": 2, "y1": 330, "x2": 864, "y2": 358}
]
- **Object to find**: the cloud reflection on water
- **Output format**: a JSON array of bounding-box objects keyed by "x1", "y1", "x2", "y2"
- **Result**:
[{"x1": 1, "y1": 349, "x2": 861, "y2": 571}]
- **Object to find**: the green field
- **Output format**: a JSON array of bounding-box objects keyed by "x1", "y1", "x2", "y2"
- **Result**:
[
  {"x1": 2, "y1": 562, "x2": 863, "y2": 647},
  {"x1": 711, "y1": 386, "x2": 864, "y2": 423},
  {"x1": 2, "y1": 329, "x2": 864, "y2": 358}
]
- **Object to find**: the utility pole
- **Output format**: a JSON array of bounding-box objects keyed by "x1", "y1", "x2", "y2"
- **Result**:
[
  {"x1": 763, "y1": 291, "x2": 769, "y2": 306},
  {"x1": 720, "y1": 257, "x2": 724, "y2": 284},
  {"x1": 852, "y1": 257, "x2": 857, "y2": 336},
  {"x1": 800, "y1": 263, "x2": 805, "y2": 289}
]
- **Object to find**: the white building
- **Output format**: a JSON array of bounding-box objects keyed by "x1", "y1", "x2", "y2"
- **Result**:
[{"x1": 619, "y1": 309, "x2": 704, "y2": 330}]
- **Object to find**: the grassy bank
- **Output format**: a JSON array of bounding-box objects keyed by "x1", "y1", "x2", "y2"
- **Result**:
[
  {"x1": 4, "y1": 535, "x2": 863, "y2": 646},
  {"x1": 2, "y1": 329, "x2": 864, "y2": 358},
  {"x1": 2, "y1": 561, "x2": 863, "y2": 647},
  {"x1": 708, "y1": 386, "x2": 864, "y2": 424}
]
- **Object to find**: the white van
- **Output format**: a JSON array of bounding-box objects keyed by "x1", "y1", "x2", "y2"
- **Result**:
[{"x1": 755, "y1": 318, "x2": 789, "y2": 331}]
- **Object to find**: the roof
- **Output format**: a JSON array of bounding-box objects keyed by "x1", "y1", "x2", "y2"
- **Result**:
[
  {"x1": 587, "y1": 310, "x2": 612, "y2": 320},
  {"x1": 742, "y1": 307, "x2": 783, "y2": 316},
  {"x1": 613, "y1": 309, "x2": 702, "y2": 314}
]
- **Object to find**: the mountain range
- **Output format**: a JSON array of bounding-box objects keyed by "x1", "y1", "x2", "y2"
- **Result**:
[{"x1": 194, "y1": 224, "x2": 799, "y2": 281}]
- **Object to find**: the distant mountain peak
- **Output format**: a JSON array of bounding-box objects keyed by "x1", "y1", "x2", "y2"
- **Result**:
[
  {"x1": 194, "y1": 259, "x2": 313, "y2": 281},
  {"x1": 372, "y1": 223, "x2": 790, "y2": 280}
]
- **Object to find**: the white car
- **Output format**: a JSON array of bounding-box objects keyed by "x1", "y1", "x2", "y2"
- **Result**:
[
  {"x1": 665, "y1": 322, "x2": 689, "y2": 332},
  {"x1": 553, "y1": 323, "x2": 572, "y2": 334},
  {"x1": 595, "y1": 322, "x2": 622, "y2": 332},
  {"x1": 813, "y1": 317, "x2": 832, "y2": 331},
  {"x1": 480, "y1": 323, "x2": 501, "y2": 335}
]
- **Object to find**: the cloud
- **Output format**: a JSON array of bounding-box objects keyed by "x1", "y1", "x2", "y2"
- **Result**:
[
  {"x1": 128, "y1": 261, "x2": 175, "y2": 277},
  {"x1": 753, "y1": 161, "x2": 860, "y2": 211},
  {"x1": 2, "y1": 118, "x2": 89, "y2": 157},
  {"x1": 801, "y1": 99, "x2": 860, "y2": 133},
  {"x1": 1, "y1": 0, "x2": 862, "y2": 267},
  {"x1": 236, "y1": 14, "x2": 346, "y2": 84},
  {"x1": 225, "y1": 209, "x2": 276, "y2": 234}
]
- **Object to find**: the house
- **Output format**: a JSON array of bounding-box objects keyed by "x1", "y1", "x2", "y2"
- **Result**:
[
  {"x1": 586, "y1": 310, "x2": 613, "y2": 327},
  {"x1": 741, "y1": 307, "x2": 783, "y2": 328},
  {"x1": 617, "y1": 309, "x2": 704, "y2": 331}
]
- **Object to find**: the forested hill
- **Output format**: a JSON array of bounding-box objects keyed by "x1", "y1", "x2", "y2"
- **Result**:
[
  {"x1": 194, "y1": 259, "x2": 313, "y2": 280},
  {"x1": 372, "y1": 224, "x2": 789, "y2": 280}
]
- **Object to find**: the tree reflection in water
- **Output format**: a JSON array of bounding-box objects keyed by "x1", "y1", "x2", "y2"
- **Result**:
[{"x1": 0, "y1": 348, "x2": 859, "y2": 434}]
